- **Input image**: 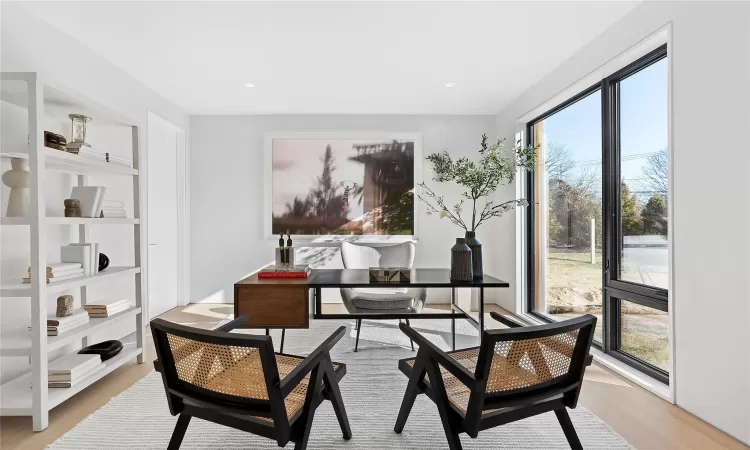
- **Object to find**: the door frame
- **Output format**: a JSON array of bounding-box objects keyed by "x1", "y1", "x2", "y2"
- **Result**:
[{"x1": 146, "y1": 112, "x2": 189, "y2": 314}]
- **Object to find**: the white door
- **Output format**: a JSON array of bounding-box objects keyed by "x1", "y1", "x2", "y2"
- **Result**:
[{"x1": 147, "y1": 114, "x2": 181, "y2": 319}]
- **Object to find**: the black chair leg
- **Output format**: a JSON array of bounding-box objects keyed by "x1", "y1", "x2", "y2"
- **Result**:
[
  {"x1": 555, "y1": 408, "x2": 583, "y2": 450},
  {"x1": 167, "y1": 414, "x2": 191, "y2": 450},
  {"x1": 293, "y1": 365, "x2": 325, "y2": 450},
  {"x1": 323, "y1": 356, "x2": 352, "y2": 440},
  {"x1": 354, "y1": 319, "x2": 362, "y2": 352},
  {"x1": 394, "y1": 357, "x2": 426, "y2": 433},
  {"x1": 425, "y1": 361, "x2": 463, "y2": 450},
  {"x1": 405, "y1": 318, "x2": 415, "y2": 351}
]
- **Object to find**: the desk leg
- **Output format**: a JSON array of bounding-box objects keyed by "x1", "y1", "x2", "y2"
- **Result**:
[
  {"x1": 451, "y1": 288, "x2": 456, "y2": 351},
  {"x1": 314, "y1": 287, "x2": 322, "y2": 319},
  {"x1": 479, "y1": 287, "x2": 485, "y2": 333},
  {"x1": 280, "y1": 329, "x2": 285, "y2": 354}
]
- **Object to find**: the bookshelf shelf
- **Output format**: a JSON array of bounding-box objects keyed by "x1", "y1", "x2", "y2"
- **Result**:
[
  {"x1": 1, "y1": 217, "x2": 139, "y2": 226},
  {"x1": 0, "y1": 343, "x2": 142, "y2": 416},
  {"x1": 0, "y1": 147, "x2": 137, "y2": 176},
  {"x1": 0, "y1": 72, "x2": 146, "y2": 431},
  {"x1": 0, "y1": 307, "x2": 142, "y2": 357}
]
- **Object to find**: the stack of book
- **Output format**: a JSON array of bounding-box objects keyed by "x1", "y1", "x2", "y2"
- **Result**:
[
  {"x1": 47, "y1": 353, "x2": 104, "y2": 388},
  {"x1": 100, "y1": 200, "x2": 127, "y2": 218},
  {"x1": 83, "y1": 299, "x2": 131, "y2": 318},
  {"x1": 66, "y1": 143, "x2": 132, "y2": 167},
  {"x1": 23, "y1": 263, "x2": 84, "y2": 284},
  {"x1": 258, "y1": 264, "x2": 311, "y2": 279},
  {"x1": 47, "y1": 309, "x2": 90, "y2": 336},
  {"x1": 61, "y1": 243, "x2": 99, "y2": 276}
]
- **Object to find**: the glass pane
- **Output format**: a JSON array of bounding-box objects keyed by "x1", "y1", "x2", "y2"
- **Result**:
[
  {"x1": 620, "y1": 299, "x2": 669, "y2": 371},
  {"x1": 532, "y1": 90, "x2": 603, "y2": 341},
  {"x1": 619, "y1": 58, "x2": 669, "y2": 289}
]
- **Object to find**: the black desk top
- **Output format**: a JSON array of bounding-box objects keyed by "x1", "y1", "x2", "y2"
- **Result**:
[{"x1": 307, "y1": 268, "x2": 509, "y2": 288}]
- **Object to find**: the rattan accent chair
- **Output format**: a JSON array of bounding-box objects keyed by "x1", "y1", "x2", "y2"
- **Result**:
[
  {"x1": 151, "y1": 316, "x2": 351, "y2": 450},
  {"x1": 394, "y1": 312, "x2": 597, "y2": 450}
]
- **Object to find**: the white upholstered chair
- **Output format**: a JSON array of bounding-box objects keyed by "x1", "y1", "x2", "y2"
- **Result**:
[{"x1": 340, "y1": 241, "x2": 427, "y2": 352}]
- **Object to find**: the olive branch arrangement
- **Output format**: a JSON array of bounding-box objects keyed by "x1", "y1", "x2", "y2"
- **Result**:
[{"x1": 418, "y1": 134, "x2": 537, "y2": 232}]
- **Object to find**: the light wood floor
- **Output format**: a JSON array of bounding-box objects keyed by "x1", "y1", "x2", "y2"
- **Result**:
[{"x1": 1, "y1": 303, "x2": 747, "y2": 450}]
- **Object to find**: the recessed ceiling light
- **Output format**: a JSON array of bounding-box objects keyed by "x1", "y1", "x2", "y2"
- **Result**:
[
  {"x1": 445, "y1": 82, "x2": 457, "y2": 88},
  {"x1": 244, "y1": 82, "x2": 255, "y2": 88}
]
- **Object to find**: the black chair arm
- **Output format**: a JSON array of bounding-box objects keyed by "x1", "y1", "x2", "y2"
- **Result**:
[
  {"x1": 398, "y1": 322, "x2": 476, "y2": 388},
  {"x1": 215, "y1": 315, "x2": 250, "y2": 332},
  {"x1": 489, "y1": 311, "x2": 525, "y2": 328},
  {"x1": 278, "y1": 326, "x2": 346, "y2": 397}
]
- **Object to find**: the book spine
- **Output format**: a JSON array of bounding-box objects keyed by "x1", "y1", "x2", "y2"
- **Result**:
[{"x1": 257, "y1": 272, "x2": 309, "y2": 279}]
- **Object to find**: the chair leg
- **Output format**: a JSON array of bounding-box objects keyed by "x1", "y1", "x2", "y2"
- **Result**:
[
  {"x1": 354, "y1": 319, "x2": 362, "y2": 352},
  {"x1": 405, "y1": 318, "x2": 415, "y2": 351},
  {"x1": 425, "y1": 360, "x2": 463, "y2": 450},
  {"x1": 167, "y1": 414, "x2": 191, "y2": 450},
  {"x1": 555, "y1": 408, "x2": 583, "y2": 450},
  {"x1": 394, "y1": 357, "x2": 426, "y2": 433},
  {"x1": 323, "y1": 356, "x2": 352, "y2": 440},
  {"x1": 293, "y1": 365, "x2": 325, "y2": 450}
]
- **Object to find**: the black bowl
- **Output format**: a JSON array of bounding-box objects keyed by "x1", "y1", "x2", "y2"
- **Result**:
[{"x1": 78, "y1": 340, "x2": 123, "y2": 361}]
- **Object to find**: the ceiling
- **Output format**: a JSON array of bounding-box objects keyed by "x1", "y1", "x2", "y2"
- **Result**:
[{"x1": 20, "y1": 1, "x2": 640, "y2": 115}]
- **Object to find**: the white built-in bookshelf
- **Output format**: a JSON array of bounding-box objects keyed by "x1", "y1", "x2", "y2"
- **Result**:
[{"x1": 0, "y1": 72, "x2": 146, "y2": 431}]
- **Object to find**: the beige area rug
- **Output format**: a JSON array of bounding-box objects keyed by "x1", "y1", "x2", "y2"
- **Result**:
[{"x1": 48, "y1": 318, "x2": 631, "y2": 449}]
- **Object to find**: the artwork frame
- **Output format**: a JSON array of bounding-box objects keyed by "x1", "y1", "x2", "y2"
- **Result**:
[{"x1": 264, "y1": 132, "x2": 422, "y2": 241}]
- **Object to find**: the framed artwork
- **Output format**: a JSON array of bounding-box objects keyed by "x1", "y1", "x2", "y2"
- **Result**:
[{"x1": 265, "y1": 133, "x2": 420, "y2": 239}]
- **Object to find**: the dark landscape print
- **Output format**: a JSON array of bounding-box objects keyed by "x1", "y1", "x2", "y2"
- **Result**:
[{"x1": 272, "y1": 138, "x2": 415, "y2": 236}]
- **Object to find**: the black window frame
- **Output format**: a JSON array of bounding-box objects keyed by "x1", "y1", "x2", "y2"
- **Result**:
[{"x1": 526, "y1": 44, "x2": 669, "y2": 384}]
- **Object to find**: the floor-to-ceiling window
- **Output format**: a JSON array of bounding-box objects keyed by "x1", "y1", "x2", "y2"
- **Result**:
[{"x1": 527, "y1": 45, "x2": 668, "y2": 383}]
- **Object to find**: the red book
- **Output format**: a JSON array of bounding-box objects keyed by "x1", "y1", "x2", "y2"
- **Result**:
[{"x1": 257, "y1": 272, "x2": 309, "y2": 279}]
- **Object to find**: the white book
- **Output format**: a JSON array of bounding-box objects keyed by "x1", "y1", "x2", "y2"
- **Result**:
[
  {"x1": 70, "y1": 186, "x2": 103, "y2": 218},
  {"x1": 102, "y1": 200, "x2": 125, "y2": 208},
  {"x1": 88, "y1": 304, "x2": 130, "y2": 317},
  {"x1": 48, "y1": 361, "x2": 104, "y2": 382},
  {"x1": 48, "y1": 320, "x2": 90, "y2": 335},
  {"x1": 47, "y1": 315, "x2": 89, "y2": 329},
  {"x1": 62, "y1": 245, "x2": 91, "y2": 276},
  {"x1": 27, "y1": 263, "x2": 82, "y2": 274},
  {"x1": 101, "y1": 211, "x2": 127, "y2": 218},
  {"x1": 22, "y1": 271, "x2": 85, "y2": 284},
  {"x1": 47, "y1": 309, "x2": 88, "y2": 326},
  {"x1": 48, "y1": 353, "x2": 101, "y2": 374},
  {"x1": 93, "y1": 243, "x2": 99, "y2": 274},
  {"x1": 49, "y1": 363, "x2": 105, "y2": 387}
]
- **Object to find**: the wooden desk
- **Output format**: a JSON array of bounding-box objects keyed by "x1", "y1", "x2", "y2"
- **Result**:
[{"x1": 233, "y1": 275, "x2": 310, "y2": 330}]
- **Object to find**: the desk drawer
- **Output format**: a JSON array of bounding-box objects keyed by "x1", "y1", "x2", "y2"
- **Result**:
[{"x1": 235, "y1": 286, "x2": 309, "y2": 329}]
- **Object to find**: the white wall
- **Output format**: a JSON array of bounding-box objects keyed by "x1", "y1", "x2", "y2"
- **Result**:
[
  {"x1": 190, "y1": 115, "x2": 507, "y2": 305},
  {"x1": 494, "y1": 1, "x2": 750, "y2": 444},
  {"x1": 0, "y1": 4, "x2": 189, "y2": 382}
]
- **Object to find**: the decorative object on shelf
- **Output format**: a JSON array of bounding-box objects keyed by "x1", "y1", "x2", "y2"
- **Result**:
[
  {"x1": 450, "y1": 238, "x2": 473, "y2": 281},
  {"x1": 56, "y1": 295, "x2": 75, "y2": 317},
  {"x1": 66, "y1": 114, "x2": 92, "y2": 148},
  {"x1": 98, "y1": 253, "x2": 110, "y2": 272},
  {"x1": 464, "y1": 231, "x2": 483, "y2": 279},
  {"x1": 369, "y1": 267, "x2": 411, "y2": 283},
  {"x1": 64, "y1": 199, "x2": 82, "y2": 217},
  {"x1": 418, "y1": 134, "x2": 537, "y2": 279},
  {"x1": 78, "y1": 340, "x2": 123, "y2": 361},
  {"x1": 44, "y1": 131, "x2": 67, "y2": 151},
  {"x1": 48, "y1": 353, "x2": 104, "y2": 388},
  {"x1": 46, "y1": 309, "x2": 90, "y2": 336},
  {"x1": 2, "y1": 158, "x2": 30, "y2": 217}
]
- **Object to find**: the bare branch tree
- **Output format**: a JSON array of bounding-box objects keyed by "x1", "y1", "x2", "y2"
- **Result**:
[
  {"x1": 545, "y1": 142, "x2": 575, "y2": 181},
  {"x1": 638, "y1": 149, "x2": 668, "y2": 196}
]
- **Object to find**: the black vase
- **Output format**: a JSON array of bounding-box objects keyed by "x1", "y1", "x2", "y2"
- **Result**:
[
  {"x1": 450, "y1": 238, "x2": 473, "y2": 281},
  {"x1": 465, "y1": 231, "x2": 483, "y2": 279}
]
